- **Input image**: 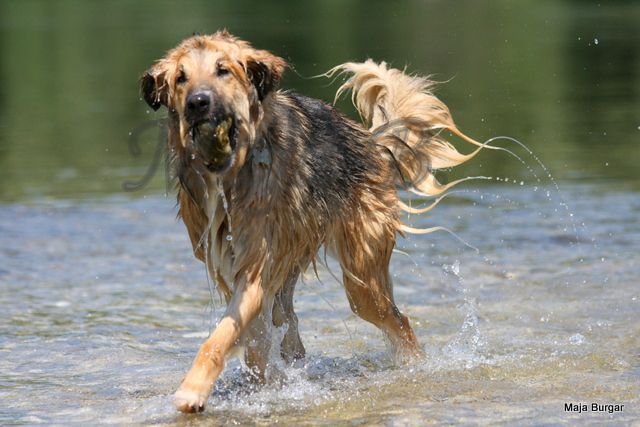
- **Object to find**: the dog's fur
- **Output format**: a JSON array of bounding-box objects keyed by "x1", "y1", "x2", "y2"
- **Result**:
[{"x1": 140, "y1": 30, "x2": 490, "y2": 413}]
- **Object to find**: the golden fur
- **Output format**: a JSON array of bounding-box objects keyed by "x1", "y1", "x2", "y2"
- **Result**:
[{"x1": 140, "y1": 30, "x2": 489, "y2": 413}]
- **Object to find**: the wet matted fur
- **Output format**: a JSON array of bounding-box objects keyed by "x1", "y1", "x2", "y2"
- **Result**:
[{"x1": 140, "y1": 30, "x2": 494, "y2": 413}]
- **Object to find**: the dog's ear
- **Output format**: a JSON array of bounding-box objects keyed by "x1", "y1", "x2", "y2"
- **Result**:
[
  {"x1": 244, "y1": 49, "x2": 287, "y2": 101},
  {"x1": 140, "y1": 65, "x2": 168, "y2": 111}
]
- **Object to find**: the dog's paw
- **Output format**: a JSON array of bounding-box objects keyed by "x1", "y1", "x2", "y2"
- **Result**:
[{"x1": 174, "y1": 385, "x2": 209, "y2": 413}]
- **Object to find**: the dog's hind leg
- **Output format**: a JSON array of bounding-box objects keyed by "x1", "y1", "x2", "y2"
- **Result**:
[
  {"x1": 272, "y1": 269, "x2": 305, "y2": 363},
  {"x1": 331, "y1": 214, "x2": 422, "y2": 359}
]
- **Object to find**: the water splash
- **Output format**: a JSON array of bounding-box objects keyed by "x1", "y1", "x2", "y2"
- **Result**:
[
  {"x1": 208, "y1": 353, "x2": 382, "y2": 417},
  {"x1": 199, "y1": 182, "x2": 220, "y2": 328},
  {"x1": 442, "y1": 260, "x2": 484, "y2": 368},
  {"x1": 569, "y1": 333, "x2": 586, "y2": 346},
  {"x1": 217, "y1": 178, "x2": 234, "y2": 242},
  {"x1": 400, "y1": 134, "x2": 588, "y2": 292},
  {"x1": 484, "y1": 136, "x2": 580, "y2": 244}
]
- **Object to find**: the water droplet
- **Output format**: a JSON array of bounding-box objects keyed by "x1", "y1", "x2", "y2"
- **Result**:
[
  {"x1": 594, "y1": 38, "x2": 598, "y2": 45},
  {"x1": 190, "y1": 153, "x2": 196, "y2": 160},
  {"x1": 218, "y1": 179, "x2": 234, "y2": 244},
  {"x1": 442, "y1": 260, "x2": 460, "y2": 276},
  {"x1": 569, "y1": 333, "x2": 585, "y2": 345}
]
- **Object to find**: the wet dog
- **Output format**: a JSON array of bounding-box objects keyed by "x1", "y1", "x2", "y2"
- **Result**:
[{"x1": 140, "y1": 30, "x2": 491, "y2": 413}]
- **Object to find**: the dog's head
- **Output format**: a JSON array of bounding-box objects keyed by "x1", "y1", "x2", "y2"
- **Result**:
[{"x1": 141, "y1": 30, "x2": 286, "y2": 174}]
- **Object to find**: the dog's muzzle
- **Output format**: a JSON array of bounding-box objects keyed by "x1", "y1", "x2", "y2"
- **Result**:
[
  {"x1": 191, "y1": 118, "x2": 236, "y2": 172},
  {"x1": 186, "y1": 91, "x2": 237, "y2": 173}
]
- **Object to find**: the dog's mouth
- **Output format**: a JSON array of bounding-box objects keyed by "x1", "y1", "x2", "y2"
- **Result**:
[{"x1": 190, "y1": 116, "x2": 238, "y2": 173}]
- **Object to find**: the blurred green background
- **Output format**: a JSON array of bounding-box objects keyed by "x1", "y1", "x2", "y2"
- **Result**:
[{"x1": 0, "y1": 0, "x2": 638, "y2": 201}]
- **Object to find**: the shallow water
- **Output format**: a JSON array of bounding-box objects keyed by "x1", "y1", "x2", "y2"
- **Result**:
[
  {"x1": 1, "y1": 183, "x2": 638, "y2": 425},
  {"x1": 1, "y1": 0, "x2": 639, "y2": 425}
]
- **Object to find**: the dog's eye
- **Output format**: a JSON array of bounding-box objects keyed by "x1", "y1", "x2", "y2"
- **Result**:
[
  {"x1": 176, "y1": 71, "x2": 187, "y2": 84},
  {"x1": 217, "y1": 66, "x2": 230, "y2": 77}
]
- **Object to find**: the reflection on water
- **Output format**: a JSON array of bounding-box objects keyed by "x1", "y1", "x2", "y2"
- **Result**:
[{"x1": 0, "y1": 0, "x2": 639, "y2": 425}]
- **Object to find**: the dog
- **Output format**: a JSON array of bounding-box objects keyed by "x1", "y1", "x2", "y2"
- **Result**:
[{"x1": 140, "y1": 30, "x2": 492, "y2": 413}]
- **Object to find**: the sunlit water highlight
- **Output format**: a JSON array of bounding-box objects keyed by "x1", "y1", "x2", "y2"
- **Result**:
[{"x1": 1, "y1": 183, "x2": 638, "y2": 425}]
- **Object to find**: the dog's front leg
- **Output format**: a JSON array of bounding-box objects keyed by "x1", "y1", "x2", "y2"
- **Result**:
[{"x1": 174, "y1": 275, "x2": 263, "y2": 413}]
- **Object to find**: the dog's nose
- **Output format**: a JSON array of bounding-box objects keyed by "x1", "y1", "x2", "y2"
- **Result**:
[{"x1": 186, "y1": 91, "x2": 211, "y2": 117}]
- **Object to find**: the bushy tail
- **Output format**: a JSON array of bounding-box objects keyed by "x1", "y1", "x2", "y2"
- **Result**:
[{"x1": 327, "y1": 60, "x2": 498, "y2": 201}]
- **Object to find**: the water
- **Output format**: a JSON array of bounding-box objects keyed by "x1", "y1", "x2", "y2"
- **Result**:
[
  {"x1": 1, "y1": 185, "x2": 638, "y2": 424},
  {"x1": 1, "y1": 0, "x2": 639, "y2": 425}
]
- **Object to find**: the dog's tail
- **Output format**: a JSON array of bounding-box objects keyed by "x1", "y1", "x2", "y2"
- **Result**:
[{"x1": 327, "y1": 60, "x2": 499, "y2": 204}]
